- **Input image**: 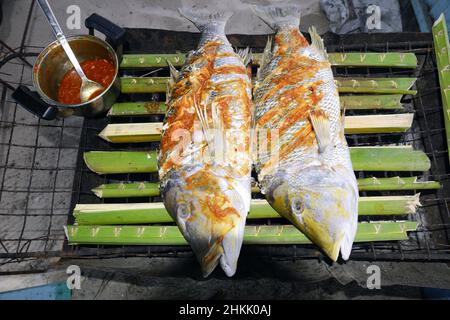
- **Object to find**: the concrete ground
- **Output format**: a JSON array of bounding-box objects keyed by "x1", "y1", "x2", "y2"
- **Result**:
[{"x1": 1, "y1": 0, "x2": 330, "y2": 49}]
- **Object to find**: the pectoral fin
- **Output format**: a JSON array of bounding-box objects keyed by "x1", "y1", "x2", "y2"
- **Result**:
[{"x1": 310, "y1": 109, "x2": 331, "y2": 153}]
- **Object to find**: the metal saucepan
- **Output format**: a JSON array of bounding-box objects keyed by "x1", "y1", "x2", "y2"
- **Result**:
[{"x1": 12, "y1": 14, "x2": 125, "y2": 120}]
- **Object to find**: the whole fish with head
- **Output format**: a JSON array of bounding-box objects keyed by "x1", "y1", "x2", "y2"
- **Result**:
[
  {"x1": 158, "y1": 9, "x2": 252, "y2": 277},
  {"x1": 252, "y1": 4, "x2": 359, "y2": 261}
]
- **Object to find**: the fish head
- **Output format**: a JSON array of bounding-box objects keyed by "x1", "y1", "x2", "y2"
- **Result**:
[
  {"x1": 267, "y1": 164, "x2": 358, "y2": 261},
  {"x1": 162, "y1": 165, "x2": 250, "y2": 277}
]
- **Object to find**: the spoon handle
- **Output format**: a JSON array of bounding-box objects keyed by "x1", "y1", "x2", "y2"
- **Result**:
[{"x1": 36, "y1": 0, "x2": 88, "y2": 81}]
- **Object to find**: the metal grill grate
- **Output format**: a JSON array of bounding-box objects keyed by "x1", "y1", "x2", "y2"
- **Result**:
[{"x1": 1, "y1": 19, "x2": 449, "y2": 272}]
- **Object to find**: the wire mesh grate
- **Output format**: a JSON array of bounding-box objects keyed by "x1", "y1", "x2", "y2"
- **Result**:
[{"x1": 64, "y1": 30, "x2": 450, "y2": 262}]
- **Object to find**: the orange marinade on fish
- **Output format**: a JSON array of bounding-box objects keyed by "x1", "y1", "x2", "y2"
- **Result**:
[
  {"x1": 158, "y1": 9, "x2": 252, "y2": 277},
  {"x1": 252, "y1": 5, "x2": 359, "y2": 262}
]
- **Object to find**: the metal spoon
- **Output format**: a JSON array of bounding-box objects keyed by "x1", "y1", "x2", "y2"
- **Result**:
[{"x1": 37, "y1": 0, "x2": 104, "y2": 103}]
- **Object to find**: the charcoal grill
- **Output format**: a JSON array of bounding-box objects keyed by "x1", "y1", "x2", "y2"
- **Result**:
[{"x1": 1, "y1": 8, "x2": 450, "y2": 275}]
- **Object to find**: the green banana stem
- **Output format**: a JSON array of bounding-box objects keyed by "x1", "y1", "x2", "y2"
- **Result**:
[
  {"x1": 107, "y1": 95, "x2": 404, "y2": 118},
  {"x1": 74, "y1": 195, "x2": 420, "y2": 225},
  {"x1": 120, "y1": 77, "x2": 417, "y2": 95},
  {"x1": 65, "y1": 221, "x2": 418, "y2": 246},
  {"x1": 93, "y1": 179, "x2": 439, "y2": 199},
  {"x1": 84, "y1": 147, "x2": 431, "y2": 175},
  {"x1": 119, "y1": 52, "x2": 418, "y2": 68},
  {"x1": 432, "y1": 15, "x2": 450, "y2": 165}
]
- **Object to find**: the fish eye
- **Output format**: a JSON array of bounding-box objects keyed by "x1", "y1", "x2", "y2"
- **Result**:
[
  {"x1": 177, "y1": 203, "x2": 191, "y2": 220},
  {"x1": 291, "y1": 198, "x2": 304, "y2": 215}
]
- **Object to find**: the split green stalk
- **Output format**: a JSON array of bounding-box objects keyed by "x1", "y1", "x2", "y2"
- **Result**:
[
  {"x1": 335, "y1": 78, "x2": 417, "y2": 94},
  {"x1": 119, "y1": 52, "x2": 417, "y2": 68},
  {"x1": 92, "y1": 182, "x2": 161, "y2": 198},
  {"x1": 74, "y1": 195, "x2": 420, "y2": 225},
  {"x1": 121, "y1": 54, "x2": 187, "y2": 68},
  {"x1": 325, "y1": 52, "x2": 417, "y2": 68},
  {"x1": 65, "y1": 221, "x2": 418, "y2": 245},
  {"x1": 120, "y1": 77, "x2": 417, "y2": 95},
  {"x1": 84, "y1": 146, "x2": 431, "y2": 175},
  {"x1": 98, "y1": 113, "x2": 414, "y2": 143},
  {"x1": 83, "y1": 151, "x2": 158, "y2": 174},
  {"x1": 92, "y1": 178, "x2": 439, "y2": 199},
  {"x1": 349, "y1": 146, "x2": 430, "y2": 171},
  {"x1": 107, "y1": 95, "x2": 404, "y2": 118},
  {"x1": 339, "y1": 95, "x2": 404, "y2": 110},
  {"x1": 432, "y1": 14, "x2": 450, "y2": 165},
  {"x1": 121, "y1": 77, "x2": 168, "y2": 93},
  {"x1": 108, "y1": 102, "x2": 167, "y2": 117},
  {"x1": 357, "y1": 176, "x2": 440, "y2": 191}
]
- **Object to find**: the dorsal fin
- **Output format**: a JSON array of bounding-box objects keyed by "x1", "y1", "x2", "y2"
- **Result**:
[
  {"x1": 257, "y1": 36, "x2": 273, "y2": 81},
  {"x1": 167, "y1": 60, "x2": 179, "y2": 83},
  {"x1": 166, "y1": 60, "x2": 179, "y2": 103},
  {"x1": 237, "y1": 47, "x2": 252, "y2": 67},
  {"x1": 308, "y1": 26, "x2": 328, "y2": 60}
]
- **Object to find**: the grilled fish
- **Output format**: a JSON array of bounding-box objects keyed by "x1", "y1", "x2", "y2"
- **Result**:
[
  {"x1": 252, "y1": 5, "x2": 359, "y2": 261},
  {"x1": 158, "y1": 9, "x2": 252, "y2": 277}
]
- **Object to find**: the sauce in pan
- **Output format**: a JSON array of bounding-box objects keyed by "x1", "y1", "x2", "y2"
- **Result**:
[{"x1": 58, "y1": 58, "x2": 115, "y2": 104}]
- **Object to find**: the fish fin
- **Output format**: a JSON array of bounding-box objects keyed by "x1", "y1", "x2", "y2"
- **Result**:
[
  {"x1": 167, "y1": 60, "x2": 179, "y2": 83},
  {"x1": 211, "y1": 100, "x2": 226, "y2": 163},
  {"x1": 193, "y1": 95, "x2": 211, "y2": 147},
  {"x1": 237, "y1": 47, "x2": 252, "y2": 67},
  {"x1": 308, "y1": 26, "x2": 328, "y2": 60},
  {"x1": 166, "y1": 60, "x2": 179, "y2": 102},
  {"x1": 201, "y1": 220, "x2": 245, "y2": 277},
  {"x1": 310, "y1": 109, "x2": 332, "y2": 153},
  {"x1": 201, "y1": 241, "x2": 224, "y2": 277},
  {"x1": 178, "y1": 8, "x2": 233, "y2": 33},
  {"x1": 339, "y1": 107, "x2": 346, "y2": 143},
  {"x1": 251, "y1": 4, "x2": 301, "y2": 31},
  {"x1": 257, "y1": 36, "x2": 273, "y2": 81}
]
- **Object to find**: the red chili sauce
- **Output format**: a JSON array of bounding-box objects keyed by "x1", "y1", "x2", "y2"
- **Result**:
[{"x1": 58, "y1": 58, "x2": 115, "y2": 104}]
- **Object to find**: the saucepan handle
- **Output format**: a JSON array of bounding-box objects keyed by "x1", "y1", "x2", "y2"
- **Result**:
[
  {"x1": 85, "y1": 13, "x2": 125, "y2": 47},
  {"x1": 12, "y1": 85, "x2": 59, "y2": 121}
]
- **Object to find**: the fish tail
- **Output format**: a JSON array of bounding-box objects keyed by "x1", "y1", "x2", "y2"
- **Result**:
[
  {"x1": 178, "y1": 8, "x2": 233, "y2": 34},
  {"x1": 251, "y1": 4, "x2": 301, "y2": 31}
]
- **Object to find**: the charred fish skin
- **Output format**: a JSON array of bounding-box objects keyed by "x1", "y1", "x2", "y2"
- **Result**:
[
  {"x1": 252, "y1": 5, "x2": 359, "y2": 262},
  {"x1": 158, "y1": 9, "x2": 252, "y2": 277}
]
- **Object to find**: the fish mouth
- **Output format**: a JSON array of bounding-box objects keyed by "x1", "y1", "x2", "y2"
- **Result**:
[{"x1": 162, "y1": 168, "x2": 250, "y2": 277}]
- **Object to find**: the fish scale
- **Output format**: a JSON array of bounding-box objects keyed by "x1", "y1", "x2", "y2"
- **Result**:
[
  {"x1": 252, "y1": 4, "x2": 359, "y2": 262},
  {"x1": 158, "y1": 9, "x2": 252, "y2": 277}
]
